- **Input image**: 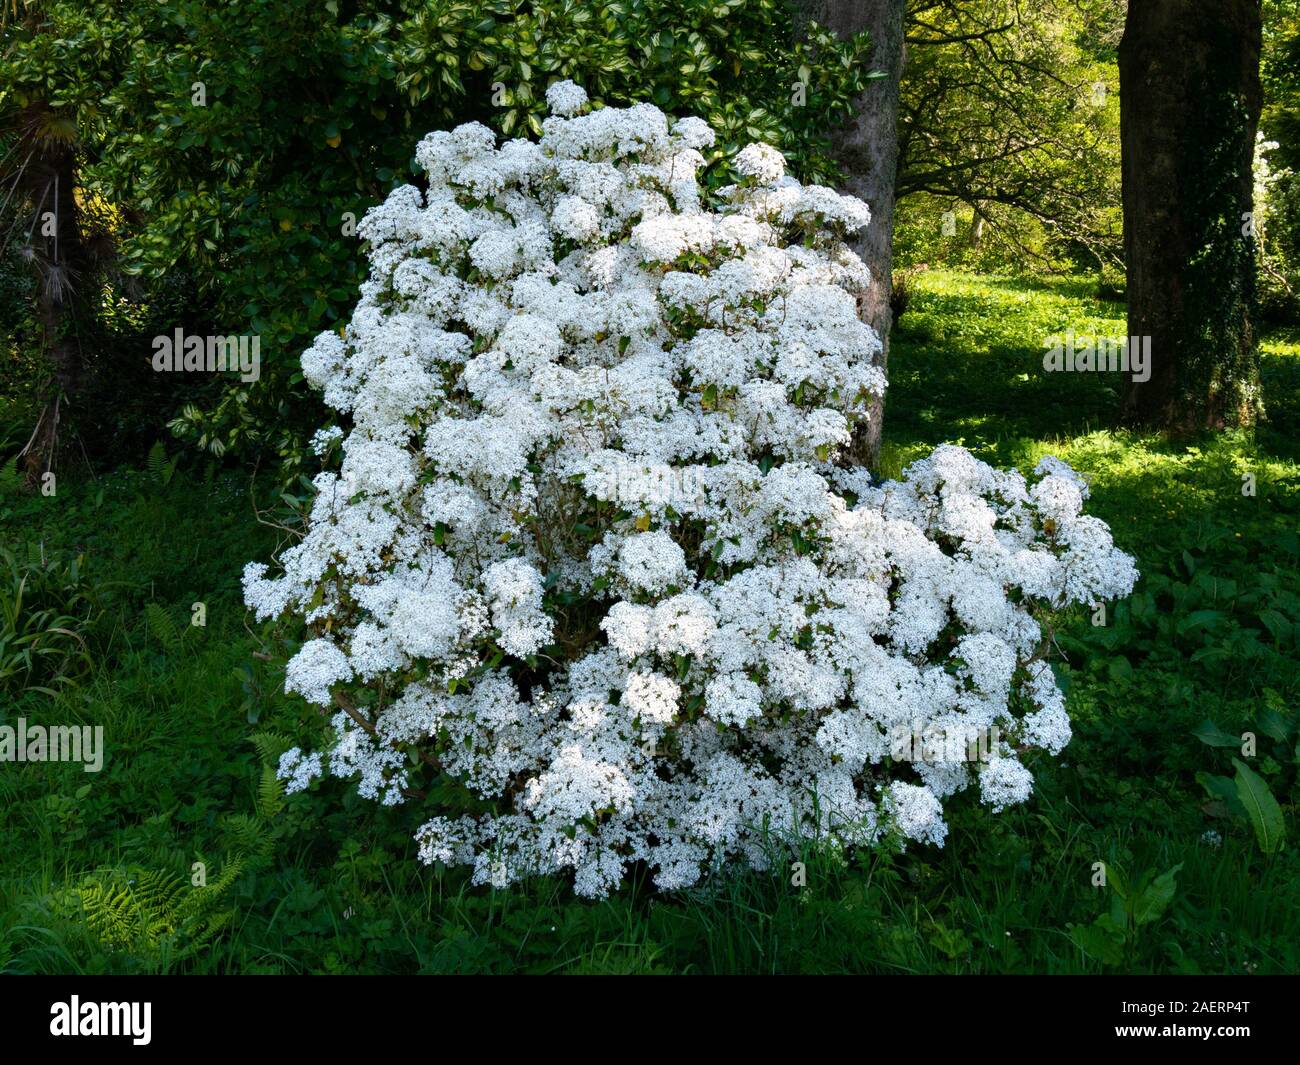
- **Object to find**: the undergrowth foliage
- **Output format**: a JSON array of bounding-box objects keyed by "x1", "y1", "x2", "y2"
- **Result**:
[
  {"x1": 244, "y1": 85, "x2": 1138, "y2": 897},
  {"x1": 0, "y1": 545, "x2": 101, "y2": 696}
]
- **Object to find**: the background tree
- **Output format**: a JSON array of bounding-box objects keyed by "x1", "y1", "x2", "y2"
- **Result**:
[
  {"x1": 1, "y1": 2, "x2": 198, "y2": 476},
  {"x1": 894, "y1": 0, "x2": 1125, "y2": 274},
  {"x1": 1263, "y1": 0, "x2": 1300, "y2": 159},
  {"x1": 806, "y1": 0, "x2": 1124, "y2": 468},
  {"x1": 1119, "y1": 0, "x2": 1265, "y2": 431},
  {"x1": 1257, "y1": 0, "x2": 1300, "y2": 320},
  {"x1": 0, "y1": 2, "x2": 102, "y2": 483},
  {"x1": 797, "y1": 0, "x2": 906, "y2": 470}
]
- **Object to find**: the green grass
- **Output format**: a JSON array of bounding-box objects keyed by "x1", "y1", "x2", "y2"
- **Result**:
[{"x1": 1, "y1": 271, "x2": 1296, "y2": 974}]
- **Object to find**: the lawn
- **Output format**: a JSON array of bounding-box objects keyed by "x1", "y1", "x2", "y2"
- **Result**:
[{"x1": 1, "y1": 271, "x2": 1296, "y2": 974}]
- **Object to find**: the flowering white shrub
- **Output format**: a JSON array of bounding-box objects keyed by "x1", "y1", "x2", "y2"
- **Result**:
[{"x1": 244, "y1": 82, "x2": 1138, "y2": 897}]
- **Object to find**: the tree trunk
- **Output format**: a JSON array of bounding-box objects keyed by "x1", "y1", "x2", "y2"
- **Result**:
[
  {"x1": 1118, "y1": 0, "x2": 1263, "y2": 432},
  {"x1": 797, "y1": 0, "x2": 906, "y2": 471},
  {"x1": 15, "y1": 100, "x2": 85, "y2": 485}
]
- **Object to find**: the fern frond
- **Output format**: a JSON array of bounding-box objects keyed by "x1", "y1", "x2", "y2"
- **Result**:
[
  {"x1": 79, "y1": 868, "x2": 186, "y2": 952},
  {"x1": 249, "y1": 730, "x2": 292, "y2": 765},
  {"x1": 180, "y1": 855, "x2": 245, "y2": 921},
  {"x1": 76, "y1": 862, "x2": 243, "y2": 964},
  {"x1": 220, "y1": 813, "x2": 274, "y2": 865},
  {"x1": 0, "y1": 458, "x2": 19, "y2": 496},
  {"x1": 257, "y1": 763, "x2": 285, "y2": 819},
  {"x1": 143, "y1": 602, "x2": 181, "y2": 654},
  {"x1": 146, "y1": 440, "x2": 167, "y2": 482}
]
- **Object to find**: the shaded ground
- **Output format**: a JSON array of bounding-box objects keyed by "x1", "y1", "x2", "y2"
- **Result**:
[{"x1": 0, "y1": 272, "x2": 1296, "y2": 973}]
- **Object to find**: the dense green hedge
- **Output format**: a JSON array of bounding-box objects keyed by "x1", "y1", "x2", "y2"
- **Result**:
[{"x1": 1, "y1": 0, "x2": 871, "y2": 475}]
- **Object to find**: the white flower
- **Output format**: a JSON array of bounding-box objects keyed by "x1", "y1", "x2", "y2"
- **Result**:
[
  {"x1": 309, "y1": 425, "x2": 344, "y2": 456},
  {"x1": 672, "y1": 116, "x2": 715, "y2": 151},
  {"x1": 623, "y1": 671, "x2": 681, "y2": 725},
  {"x1": 523, "y1": 745, "x2": 635, "y2": 821},
  {"x1": 245, "y1": 94, "x2": 1136, "y2": 898},
  {"x1": 1035, "y1": 454, "x2": 1090, "y2": 498},
  {"x1": 705, "y1": 672, "x2": 764, "y2": 726},
  {"x1": 285, "y1": 638, "x2": 352, "y2": 707},
  {"x1": 615, "y1": 530, "x2": 689, "y2": 595},
  {"x1": 545, "y1": 79, "x2": 588, "y2": 117},
  {"x1": 552, "y1": 195, "x2": 601, "y2": 242},
  {"x1": 277, "y1": 748, "x2": 324, "y2": 794},
  {"x1": 883, "y1": 782, "x2": 948, "y2": 847},
  {"x1": 483, "y1": 558, "x2": 553, "y2": 658},
  {"x1": 978, "y1": 756, "x2": 1034, "y2": 813},
  {"x1": 734, "y1": 142, "x2": 785, "y2": 184}
]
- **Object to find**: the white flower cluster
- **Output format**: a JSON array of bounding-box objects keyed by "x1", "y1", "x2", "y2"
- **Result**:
[{"x1": 245, "y1": 82, "x2": 1137, "y2": 897}]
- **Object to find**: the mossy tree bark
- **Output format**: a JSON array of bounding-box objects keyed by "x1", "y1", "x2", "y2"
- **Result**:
[{"x1": 1119, "y1": 0, "x2": 1264, "y2": 432}]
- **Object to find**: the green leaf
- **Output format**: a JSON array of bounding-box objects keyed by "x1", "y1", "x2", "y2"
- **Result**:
[
  {"x1": 1069, "y1": 917, "x2": 1124, "y2": 965},
  {"x1": 1257, "y1": 707, "x2": 1290, "y2": 743},
  {"x1": 1131, "y1": 864, "x2": 1182, "y2": 926},
  {"x1": 1192, "y1": 719, "x2": 1241, "y2": 748},
  {"x1": 1257, "y1": 609, "x2": 1291, "y2": 643},
  {"x1": 1178, "y1": 608, "x2": 1226, "y2": 635},
  {"x1": 1100, "y1": 860, "x2": 1127, "y2": 900},
  {"x1": 924, "y1": 920, "x2": 971, "y2": 959},
  {"x1": 1197, "y1": 771, "x2": 1246, "y2": 818},
  {"x1": 1232, "y1": 758, "x2": 1286, "y2": 854}
]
